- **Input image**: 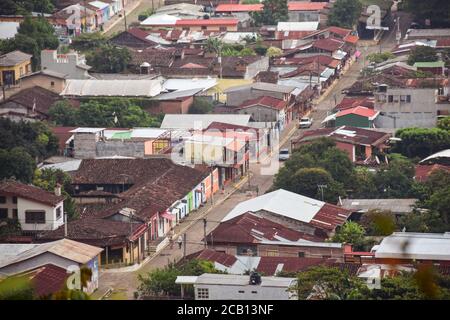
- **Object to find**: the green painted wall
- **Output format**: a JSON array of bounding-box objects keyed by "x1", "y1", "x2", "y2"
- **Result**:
[{"x1": 336, "y1": 114, "x2": 371, "y2": 128}]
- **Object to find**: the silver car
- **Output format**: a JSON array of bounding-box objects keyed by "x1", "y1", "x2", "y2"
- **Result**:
[
  {"x1": 279, "y1": 148, "x2": 290, "y2": 161},
  {"x1": 299, "y1": 117, "x2": 313, "y2": 128}
]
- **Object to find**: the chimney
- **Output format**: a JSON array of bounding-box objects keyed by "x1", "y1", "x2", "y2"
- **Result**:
[
  {"x1": 55, "y1": 183, "x2": 62, "y2": 197},
  {"x1": 64, "y1": 213, "x2": 68, "y2": 238}
]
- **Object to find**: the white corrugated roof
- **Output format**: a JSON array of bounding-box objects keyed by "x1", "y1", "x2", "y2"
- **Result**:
[
  {"x1": 161, "y1": 114, "x2": 251, "y2": 129},
  {"x1": 277, "y1": 21, "x2": 319, "y2": 32},
  {"x1": 222, "y1": 189, "x2": 324, "y2": 222},
  {"x1": 194, "y1": 273, "x2": 296, "y2": 287},
  {"x1": 40, "y1": 159, "x2": 82, "y2": 172},
  {"x1": 70, "y1": 127, "x2": 105, "y2": 133},
  {"x1": 375, "y1": 232, "x2": 450, "y2": 261},
  {"x1": 61, "y1": 79, "x2": 162, "y2": 97},
  {"x1": 89, "y1": 1, "x2": 109, "y2": 10},
  {"x1": 420, "y1": 149, "x2": 450, "y2": 163},
  {"x1": 140, "y1": 14, "x2": 180, "y2": 26},
  {"x1": 0, "y1": 22, "x2": 19, "y2": 40},
  {"x1": 131, "y1": 128, "x2": 168, "y2": 138},
  {"x1": 163, "y1": 78, "x2": 218, "y2": 91}
]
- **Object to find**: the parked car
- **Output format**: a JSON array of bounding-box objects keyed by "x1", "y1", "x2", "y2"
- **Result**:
[
  {"x1": 299, "y1": 117, "x2": 313, "y2": 128},
  {"x1": 279, "y1": 148, "x2": 290, "y2": 161}
]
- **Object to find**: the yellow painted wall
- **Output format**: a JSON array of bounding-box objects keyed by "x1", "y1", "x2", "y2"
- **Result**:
[
  {"x1": 207, "y1": 78, "x2": 253, "y2": 103},
  {"x1": 0, "y1": 60, "x2": 32, "y2": 85}
]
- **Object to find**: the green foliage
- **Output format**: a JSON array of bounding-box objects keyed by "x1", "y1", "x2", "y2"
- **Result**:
[
  {"x1": 205, "y1": 37, "x2": 223, "y2": 54},
  {"x1": 0, "y1": 0, "x2": 54, "y2": 15},
  {"x1": 367, "y1": 52, "x2": 396, "y2": 63},
  {"x1": 0, "y1": 16, "x2": 58, "y2": 69},
  {"x1": 188, "y1": 97, "x2": 213, "y2": 114},
  {"x1": 351, "y1": 167, "x2": 378, "y2": 198},
  {"x1": 86, "y1": 45, "x2": 131, "y2": 73},
  {"x1": 33, "y1": 168, "x2": 78, "y2": 220},
  {"x1": 137, "y1": 259, "x2": 223, "y2": 298},
  {"x1": 290, "y1": 266, "x2": 369, "y2": 300},
  {"x1": 254, "y1": 45, "x2": 268, "y2": 56},
  {"x1": 407, "y1": 46, "x2": 439, "y2": 65},
  {"x1": 242, "y1": 0, "x2": 260, "y2": 3},
  {"x1": 251, "y1": 0, "x2": 289, "y2": 26},
  {"x1": 266, "y1": 46, "x2": 283, "y2": 57},
  {"x1": 0, "y1": 276, "x2": 34, "y2": 300},
  {"x1": 393, "y1": 127, "x2": 450, "y2": 159},
  {"x1": 359, "y1": 209, "x2": 396, "y2": 236},
  {"x1": 273, "y1": 138, "x2": 352, "y2": 202},
  {"x1": 397, "y1": 209, "x2": 446, "y2": 233},
  {"x1": 0, "y1": 147, "x2": 36, "y2": 183},
  {"x1": 221, "y1": 44, "x2": 256, "y2": 57},
  {"x1": 48, "y1": 99, "x2": 161, "y2": 128},
  {"x1": 327, "y1": 0, "x2": 362, "y2": 29},
  {"x1": 332, "y1": 221, "x2": 366, "y2": 248},
  {"x1": 403, "y1": 0, "x2": 450, "y2": 26},
  {"x1": 0, "y1": 218, "x2": 22, "y2": 239},
  {"x1": 437, "y1": 117, "x2": 450, "y2": 131},
  {"x1": 70, "y1": 32, "x2": 108, "y2": 52}
]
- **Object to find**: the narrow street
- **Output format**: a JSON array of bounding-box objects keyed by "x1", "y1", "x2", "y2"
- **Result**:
[{"x1": 96, "y1": 10, "x2": 414, "y2": 300}]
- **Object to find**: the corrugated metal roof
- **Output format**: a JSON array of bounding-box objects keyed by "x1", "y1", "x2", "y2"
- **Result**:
[
  {"x1": 163, "y1": 78, "x2": 217, "y2": 91},
  {"x1": 0, "y1": 239, "x2": 103, "y2": 270},
  {"x1": 340, "y1": 198, "x2": 417, "y2": 213},
  {"x1": 375, "y1": 232, "x2": 450, "y2": 261},
  {"x1": 277, "y1": 21, "x2": 319, "y2": 32},
  {"x1": 40, "y1": 159, "x2": 82, "y2": 172},
  {"x1": 61, "y1": 79, "x2": 162, "y2": 97},
  {"x1": 420, "y1": 149, "x2": 450, "y2": 163},
  {"x1": 161, "y1": 114, "x2": 251, "y2": 129},
  {"x1": 140, "y1": 14, "x2": 180, "y2": 26},
  {"x1": 153, "y1": 88, "x2": 202, "y2": 100}
]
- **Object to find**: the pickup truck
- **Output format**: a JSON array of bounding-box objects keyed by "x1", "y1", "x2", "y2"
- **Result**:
[{"x1": 299, "y1": 117, "x2": 313, "y2": 129}]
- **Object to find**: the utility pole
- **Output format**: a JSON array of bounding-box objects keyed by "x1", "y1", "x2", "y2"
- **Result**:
[
  {"x1": 122, "y1": 0, "x2": 127, "y2": 31},
  {"x1": 318, "y1": 184, "x2": 327, "y2": 201},
  {"x1": 203, "y1": 218, "x2": 207, "y2": 248},
  {"x1": 183, "y1": 233, "x2": 187, "y2": 260}
]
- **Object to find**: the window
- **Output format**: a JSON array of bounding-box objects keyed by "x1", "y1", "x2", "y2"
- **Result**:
[
  {"x1": 406, "y1": 95, "x2": 411, "y2": 103},
  {"x1": 25, "y1": 211, "x2": 46, "y2": 224},
  {"x1": 388, "y1": 95, "x2": 393, "y2": 103},
  {"x1": 12, "y1": 209, "x2": 18, "y2": 220},
  {"x1": 251, "y1": 291, "x2": 257, "y2": 294},
  {"x1": 0, "y1": 208, "x2": 7, "y2": 219},
  {"x1": 400, "y1": 95, "x2": 407, "y2": 102},
  {"x1": 238, "y1": 290, "x2": 245, "y2": 293},
  {"x1": 0, "y1": 196, "x2": 6, "y2": 204},
  {"x1": 267, "y1": 250, "x2": 279, "y2": 257},
  {"x1": 219, "y1": 26, "x2": 227, "y2": 32},
  {"x1": 51, "y1": 81, "x2": 55, "y2": 87},
  {"x1": 298, "y1": 252, "x2": 305, "y2": 258},
  {"x1": 12, "y1": 196, "x2": 17, "y2": 204},
  {"x1": 201, "y1": 26, "x2": 207, "y2": 30},
  {"x1": 56, "y1": 207, "x2": 62, "y2": 220},
  {"x1": 197, "y1": 288, "x2": 209, "y2": 299}
]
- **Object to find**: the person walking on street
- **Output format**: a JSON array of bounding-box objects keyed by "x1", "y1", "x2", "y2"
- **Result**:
[
  {"x1": 177, "y1": 235, "x2": 183, "y2": 249},
  {"x1": 168, "y1": 230, "x2": 174, "y2": 249}
]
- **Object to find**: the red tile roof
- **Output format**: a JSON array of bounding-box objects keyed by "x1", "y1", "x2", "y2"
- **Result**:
[
  {"x1": 51, "y1": 126, "x2": 77, "y2": 152},
  {"x1": 21, "y1": 264, "x2": 68, "y2": 298},
  {"x1": 335, "y1": 97, "x2": 374, "y2": 111},
  {"x1": 127, "y1": 28, "x2": 151, "y2": 42},
  {"x1": 206, "y1": 121, "x2": 260, "y2": 139},
  {"x1": 327, "y1": 26, "x2": 352, "y2": 37},
  {"x1": 175, "y1": 19, "x2": 239, "y2": 26},
  {"x1": 239, "y1": 96, "x2": 287, "y2": 111},
  {"x1": 344, "y1": 34, "x2": 359, "y2": 44},
  {"x1": 336, "y1": 106, "x2": 379, "y2": 119},
  {"x1": 415, "y1": 164, "x2": 450, "y2": 182},
  {"x1": 206, "y1": 212, "x2": 323, "y2": 244},
  {"x1": 0, "y1": 180, "x2": 65, "y2": 206},
  {"x1": 436, "y1": 38, "x2": 450, "y2": 48}
]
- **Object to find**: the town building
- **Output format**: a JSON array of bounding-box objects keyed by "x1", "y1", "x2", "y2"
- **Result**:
[
  {"x1": 175, "y1": 273, "x2": 297, "y2": 300},
  {"x1": 339, "y1": 198, "x2": 418, "y2": 221},
  {"x1": 0, "y1": 180, "x2": 65, "y2": 233},
  {"x1": 41, "y1": 50, "x2": 91, "y2": 79},
  {"x1": 0, "y1": 51, "x2": 32, "y2": 86},
  {"x1": 0, "y1": 238, "x2": 102, "y2": 294}
]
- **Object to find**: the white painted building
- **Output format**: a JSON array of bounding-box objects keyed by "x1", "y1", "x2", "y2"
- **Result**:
[
  {"x1": 176, "y1": 273, "x2": 297, "y2": 300},
  {"x1": 0, "y1": 180, "x2": 65, "y2": 232}
]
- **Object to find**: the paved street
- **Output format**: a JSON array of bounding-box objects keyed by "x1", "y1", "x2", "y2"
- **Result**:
[{"x1": 96, "y1": 9, "x2": 414, "y2": 300}]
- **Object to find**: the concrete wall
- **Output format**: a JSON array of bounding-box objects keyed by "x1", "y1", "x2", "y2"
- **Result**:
[
  {"x1": 17, "y1": 198, "x2": 64, "y2": 231},
  {"x1": 257, "y1": 244, "x2": 343, "y2": 259},
  {"x1": 237, "y1": 105, "x2": 281, "y2": 123},
  {"x1": 96, "y1": 140, "x2": 146, "y2": 158},
  {"x1": 73, "y1": 132, "x2": 99, "y2": 159},
  {"x1": 18, "y1": 74, "x2": 66, "y2": 94},
  {"x1": 195, "y1": 282, "x2": 294, "y2": 300},
  {"x1": 157, "y1": 96, "x2": 194, "y2": 114},
  {"x1": 288, "y1": 11, "x2": 320, "y2": 22},
  {"x1": 41, "y1": 50, "x2": 89, "y2": 80},
  {"x1": 245, "y1": 57, "x2": 270, "y2": 80},
  {"x1": 374, "y1": 88, "x2": 438, "y2": 128},
  {"x1": 335, "y1": 141, "x2": 355, "y2": 162}
]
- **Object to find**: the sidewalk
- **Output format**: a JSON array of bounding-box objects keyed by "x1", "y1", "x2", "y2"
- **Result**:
[{"x1": 102, "y1": 0, "x2": 143, "y2": 35}]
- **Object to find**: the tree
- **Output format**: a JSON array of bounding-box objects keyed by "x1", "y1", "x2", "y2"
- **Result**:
[
  {"x1": 327, "y1": 0, "x2": 362, "y2": 29},
  {"x1": 0, "y1": 218, "x2": 22, "y2": 239},
  {"x1": 254, "y1": 45, "x2": 268, "y2": 56},
  {"x1": 0, "y1": 276, "x2": 34, "y2": 300},
  {"x1": 137, "y1": 260, "x2": 222, "y2": 298},
  {"x1": 266, "y1": 46, "x2": 283, "y2": 57},
  {"x1": 332, "y1": 221, "x2": 366, "y2": 249},
  {"x1": 70, "y1": 32, "x2": 108, "y2": 52},
  {"x1": 48, "y1": 101, "x2": 79, "y2": 126},
  {"x1": 86, "y1": 45, "x2": 131, "y2": 73},
  {"x1": 290, "y1": 266, "x2": 369, "y2": 300},
  {"x1": 437, "y1": 117, "x2": 450, "y2": 131},
  {"x1": 1, "y1": 17, "x2": 59, "y2": 69},
  {"x1": 33, "y1": 168, "x2": 78, "y2": 221},
  {"x1": 373, "y1": 155, "x2": 416, "y2": 198},
  {"x1": 204, "y1": 37, "x2": 223, "y2": 55},
  {"x1": 397, "y1": 209, "x2": 446, "y2": 233},
  {"x1": 393, "y1": 128, "x2": 450, "y2": 159},
  {"x1": 0, "y1": 0, "x2": 54, "y2": 15},
  {"x1": 351, "y1": 167, "x2": 378, "y2": 198},
  {"x1": 0, "y1": 148, "x2": 36, "y2": 183},
  {"x1": 359, "y1": 209, "x2": 396, "y2": 236},
  {"x1": 252, "y1": 0, "x2": 289, "y2": 26},
  {"x1": 407, "y1": 46, "x2": 439, "y2": 65},
  {"x1": 367, "y1": 52, "x2": 396, "y2": 64},
  {"x1": 403, "y1": 0, "x2": 450, "y2": 27},
  {"x1": 188, "y1": 97, "x2": 213, "y2": 114}
]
